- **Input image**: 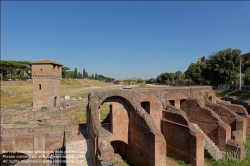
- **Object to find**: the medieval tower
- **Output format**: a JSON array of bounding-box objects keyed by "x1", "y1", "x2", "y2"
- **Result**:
[{"x1": 30, "y1": 60, "x2": 62, "y2": 111}]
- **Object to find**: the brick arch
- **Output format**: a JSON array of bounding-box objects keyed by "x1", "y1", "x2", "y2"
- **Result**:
[
  {"x1": 167, "y1": 92, "x2": 188, "y2": 109},
  {"x1": 87, "y1": 89, "x2": 166, "y2": 166},
  {"x1": 140, "y1": 94, "x2": 163, "y2": 130},
  {"x1": 100, "y1": 96, "x2": 131, "y2": 144}
]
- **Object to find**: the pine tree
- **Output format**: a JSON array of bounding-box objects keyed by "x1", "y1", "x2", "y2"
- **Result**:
[
  {"x1": 83, "y1": 68, "x2": 86, "y2": 78},
  {"x1": 73, "y1": 68, "x2": 77, "y2": 79}
]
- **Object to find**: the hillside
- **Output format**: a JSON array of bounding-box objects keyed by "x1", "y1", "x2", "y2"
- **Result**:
[{"x1": 0, "y1": 79, "x2": 120, "y2": 105}]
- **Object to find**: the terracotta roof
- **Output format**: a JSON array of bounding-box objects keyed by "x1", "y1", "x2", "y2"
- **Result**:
[{"x1": 30, "y1": 59, "x2": 62, "y2": 66}]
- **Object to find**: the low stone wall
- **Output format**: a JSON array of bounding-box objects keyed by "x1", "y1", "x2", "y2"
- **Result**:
[
  {"x1": 0, "y1": 125, "x2": 79, "y2": 154},
  {"x1": 222, "y1": 96, "x2": 250, "y2": 112}
]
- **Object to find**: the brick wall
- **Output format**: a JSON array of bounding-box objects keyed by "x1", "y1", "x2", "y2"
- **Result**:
[
  {"x1": 140, "y1": 94, "x2": 163, "y2": 131},
  {"x1": 180, "y1": 99, "x2": 230, "y2": 150},
  {"x1": 162, "y1": 108, "x2": 205, "y2": 166}
]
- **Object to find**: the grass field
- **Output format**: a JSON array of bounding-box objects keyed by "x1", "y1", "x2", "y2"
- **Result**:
[{"x1": 0, "y1": 79, "x2": 114, "y2": 105}]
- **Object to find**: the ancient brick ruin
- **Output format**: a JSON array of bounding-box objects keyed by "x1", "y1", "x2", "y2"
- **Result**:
[
  {"x1": 87, "y1": 86, "x2": 250, "y2": 166},
  {"x1": 30, "y1": 60, "x2": 62, "y2": 111},
  {"x1": 1, "y1": 86, "x2": 250, "y2": 166}
]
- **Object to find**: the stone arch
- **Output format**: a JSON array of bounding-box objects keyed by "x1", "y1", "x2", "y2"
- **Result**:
[
  {"x1": 140, "y1": 94, "x2": 163, "y2": 130},
  {"x1": 100, "y1": 96, "x2": 131, "y2": 143},
  {"x1": 111, "y1": 140, "x2": 128, "y2": 160},
  {"x1": 167, "y1": 92, "x2": 188, "y2": 109},
  {"x1": 87, "y1": 89, "x2": 166, "y2": 166}
]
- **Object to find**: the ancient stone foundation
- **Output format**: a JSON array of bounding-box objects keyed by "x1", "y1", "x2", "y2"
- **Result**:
[{"x1": 87, "y1": 86, "x2": 249, "y2": 166}]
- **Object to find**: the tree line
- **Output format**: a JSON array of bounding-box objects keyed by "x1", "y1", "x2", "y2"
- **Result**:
[
  {"x1": 0, "y1": 61, "x2": 116, "y2": 83},
  {"x1": 0, "y1": 60, "x2": 31, "y2": 80},
  {"x1": 146, "y1": 48, "x2": 250, "y2": 87},
  {"x1": 62, "y1": 67, "x2": 116, "y2": 83}
]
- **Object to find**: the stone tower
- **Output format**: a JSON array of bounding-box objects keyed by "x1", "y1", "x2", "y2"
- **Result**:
[{"x1": 30, "y1": 59, "x2": 62, "y2": 111}]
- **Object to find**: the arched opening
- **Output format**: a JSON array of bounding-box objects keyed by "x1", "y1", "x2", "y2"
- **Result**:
[
  {"x1": 0, "y1": 152, "x2": 29, "y2": 165},
  {"x1": 99, "y1": 96, "x2": 131, "y2": 144},
  {"x1": 169, "y1": 100, "x2": 175, "y2": 106},
  {"x1": 100, "y1": 104, "x2": 112, "y2": 132},
  {"x1": 208, "y1": 96, "x2": 212, "y2": 102},
  {"x1": 111, "y1": 141, "x2": 133, "y2": 166},
  {"x1": 180, "y1": 99, "x2": 187, "y2": 106},
  {"x1": 54, "y1": 96, "x2": 57, "y2": 107},
  {"x1": 141, "y1": 101, "x2": 150, "y2": 114}
]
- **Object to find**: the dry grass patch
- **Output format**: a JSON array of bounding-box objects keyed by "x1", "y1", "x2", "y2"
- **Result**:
[
  {"x1": 1, "y1": 80, "x2": 33, "y2": 86},
  {"x1": 62, "y1": 109, "x2": 87, "y2": 124},
  {"x1": 1, "y1": 90, "x2": 32, "y2": 105}
]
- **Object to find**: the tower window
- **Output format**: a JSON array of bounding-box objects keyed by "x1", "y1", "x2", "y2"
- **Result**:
[{"x1": 39, "y1": 84, "x2": 41, "y2": 90}]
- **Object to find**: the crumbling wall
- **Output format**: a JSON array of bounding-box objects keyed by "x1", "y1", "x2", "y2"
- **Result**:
[
  {"x1": 87, "y1": 89, "x2": 166, "y2": 166},
  {"x1": 205, "y1": 101, "x2": 247, "y2": 143},
  {"x1": 217, "y1": 100, "x2": 248, "y2": 116},
  {"x1": 180, "y1": 99, "x2": 231, "y2": 150},
  {"x1": 135, "y1": 86, "x2": 217, "y2": 108},
  {"x1": 226, "y1": 139, "x2": 246, "y2": 160}
]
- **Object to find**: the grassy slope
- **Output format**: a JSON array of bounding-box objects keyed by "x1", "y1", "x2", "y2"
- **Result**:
[
  {"x1": 0, "y1": 79, "x2": 112, "y2": 105},
  {"x1": 215, "y1": 90, "x2": 250, "y2": 99}
]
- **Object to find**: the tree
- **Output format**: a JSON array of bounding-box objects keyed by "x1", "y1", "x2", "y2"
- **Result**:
[
  {"x1": 73, "y1": 68, "x2": 77, "y2": 79},
  {"x1": 82, "y1": 68, "x2": 88, "y2": 78},
  {"x1": 137, "y1": 79, "x2": 144, "y2": 84},
  {"x1": 146, "y1": 78, "x2": 156, "y2": 84},
  {"x1": 207, "y1": 48, "x2": 241, "y2": 85},
  {"x1": 62, "y1": 66, "x2": 70, "y2": 79},
  {"x1": 185, "y1": 62, "x2": 209, "y2": 85},
  {"x1": 244, "y1": 67, "x2": 250, "y2": 85},
  {"x1": 77, "y1": 72, "x2": 82, "y2": 79}
]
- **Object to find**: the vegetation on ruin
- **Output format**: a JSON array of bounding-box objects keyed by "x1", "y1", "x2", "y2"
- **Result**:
[
  {"x1": 166, "y1": 156, "x2": 191, "y2": 166},
  {"x1": 14, "y1": 121, "x2": 28, "y2": 125},
  {"x1": 114, "y1": 160, "x2": 130, "y2": 166},
  {"x1": 37, "y1": 122, "x2": 50, "y2": 127},
  {"x1": 205, "y1": 136, "x2": 250, "y2": 166}
]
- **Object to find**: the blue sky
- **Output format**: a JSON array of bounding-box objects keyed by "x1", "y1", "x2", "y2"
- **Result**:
[{"x1": 1, "y1": 1, "x2": 250, "y2": 80}]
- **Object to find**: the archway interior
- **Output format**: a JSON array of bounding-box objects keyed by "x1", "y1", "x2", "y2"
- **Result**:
[
  {"x1": 100, "y1": 103, "x2": 112, "y2": 132},
  {"x1": 141, "y1": 101, "x2": 150, "y2": 114}
]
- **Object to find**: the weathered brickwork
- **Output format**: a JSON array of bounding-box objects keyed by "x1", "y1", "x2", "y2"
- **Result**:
[
  {"x1": 87, "y1": 86, "x2": 248, "y2": 165},
  {"x1": 31, "y1": 60, "x2": 62, "y2": 111},
  {"x1": 87, "y1": 89, "x2": 166, "y2": 166},
  {"x1": 2, "y1": 86, "x2": 249, "y2": 166},
  {"x1": 0, "y1": 125, "x2": 78, "y2": 161},
  {"x1": 180, "y1": 99, "x2": 231, "y2": 150},
  {"x1": 161, "y1": 107, "x2": 205, "y2": 166}
]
